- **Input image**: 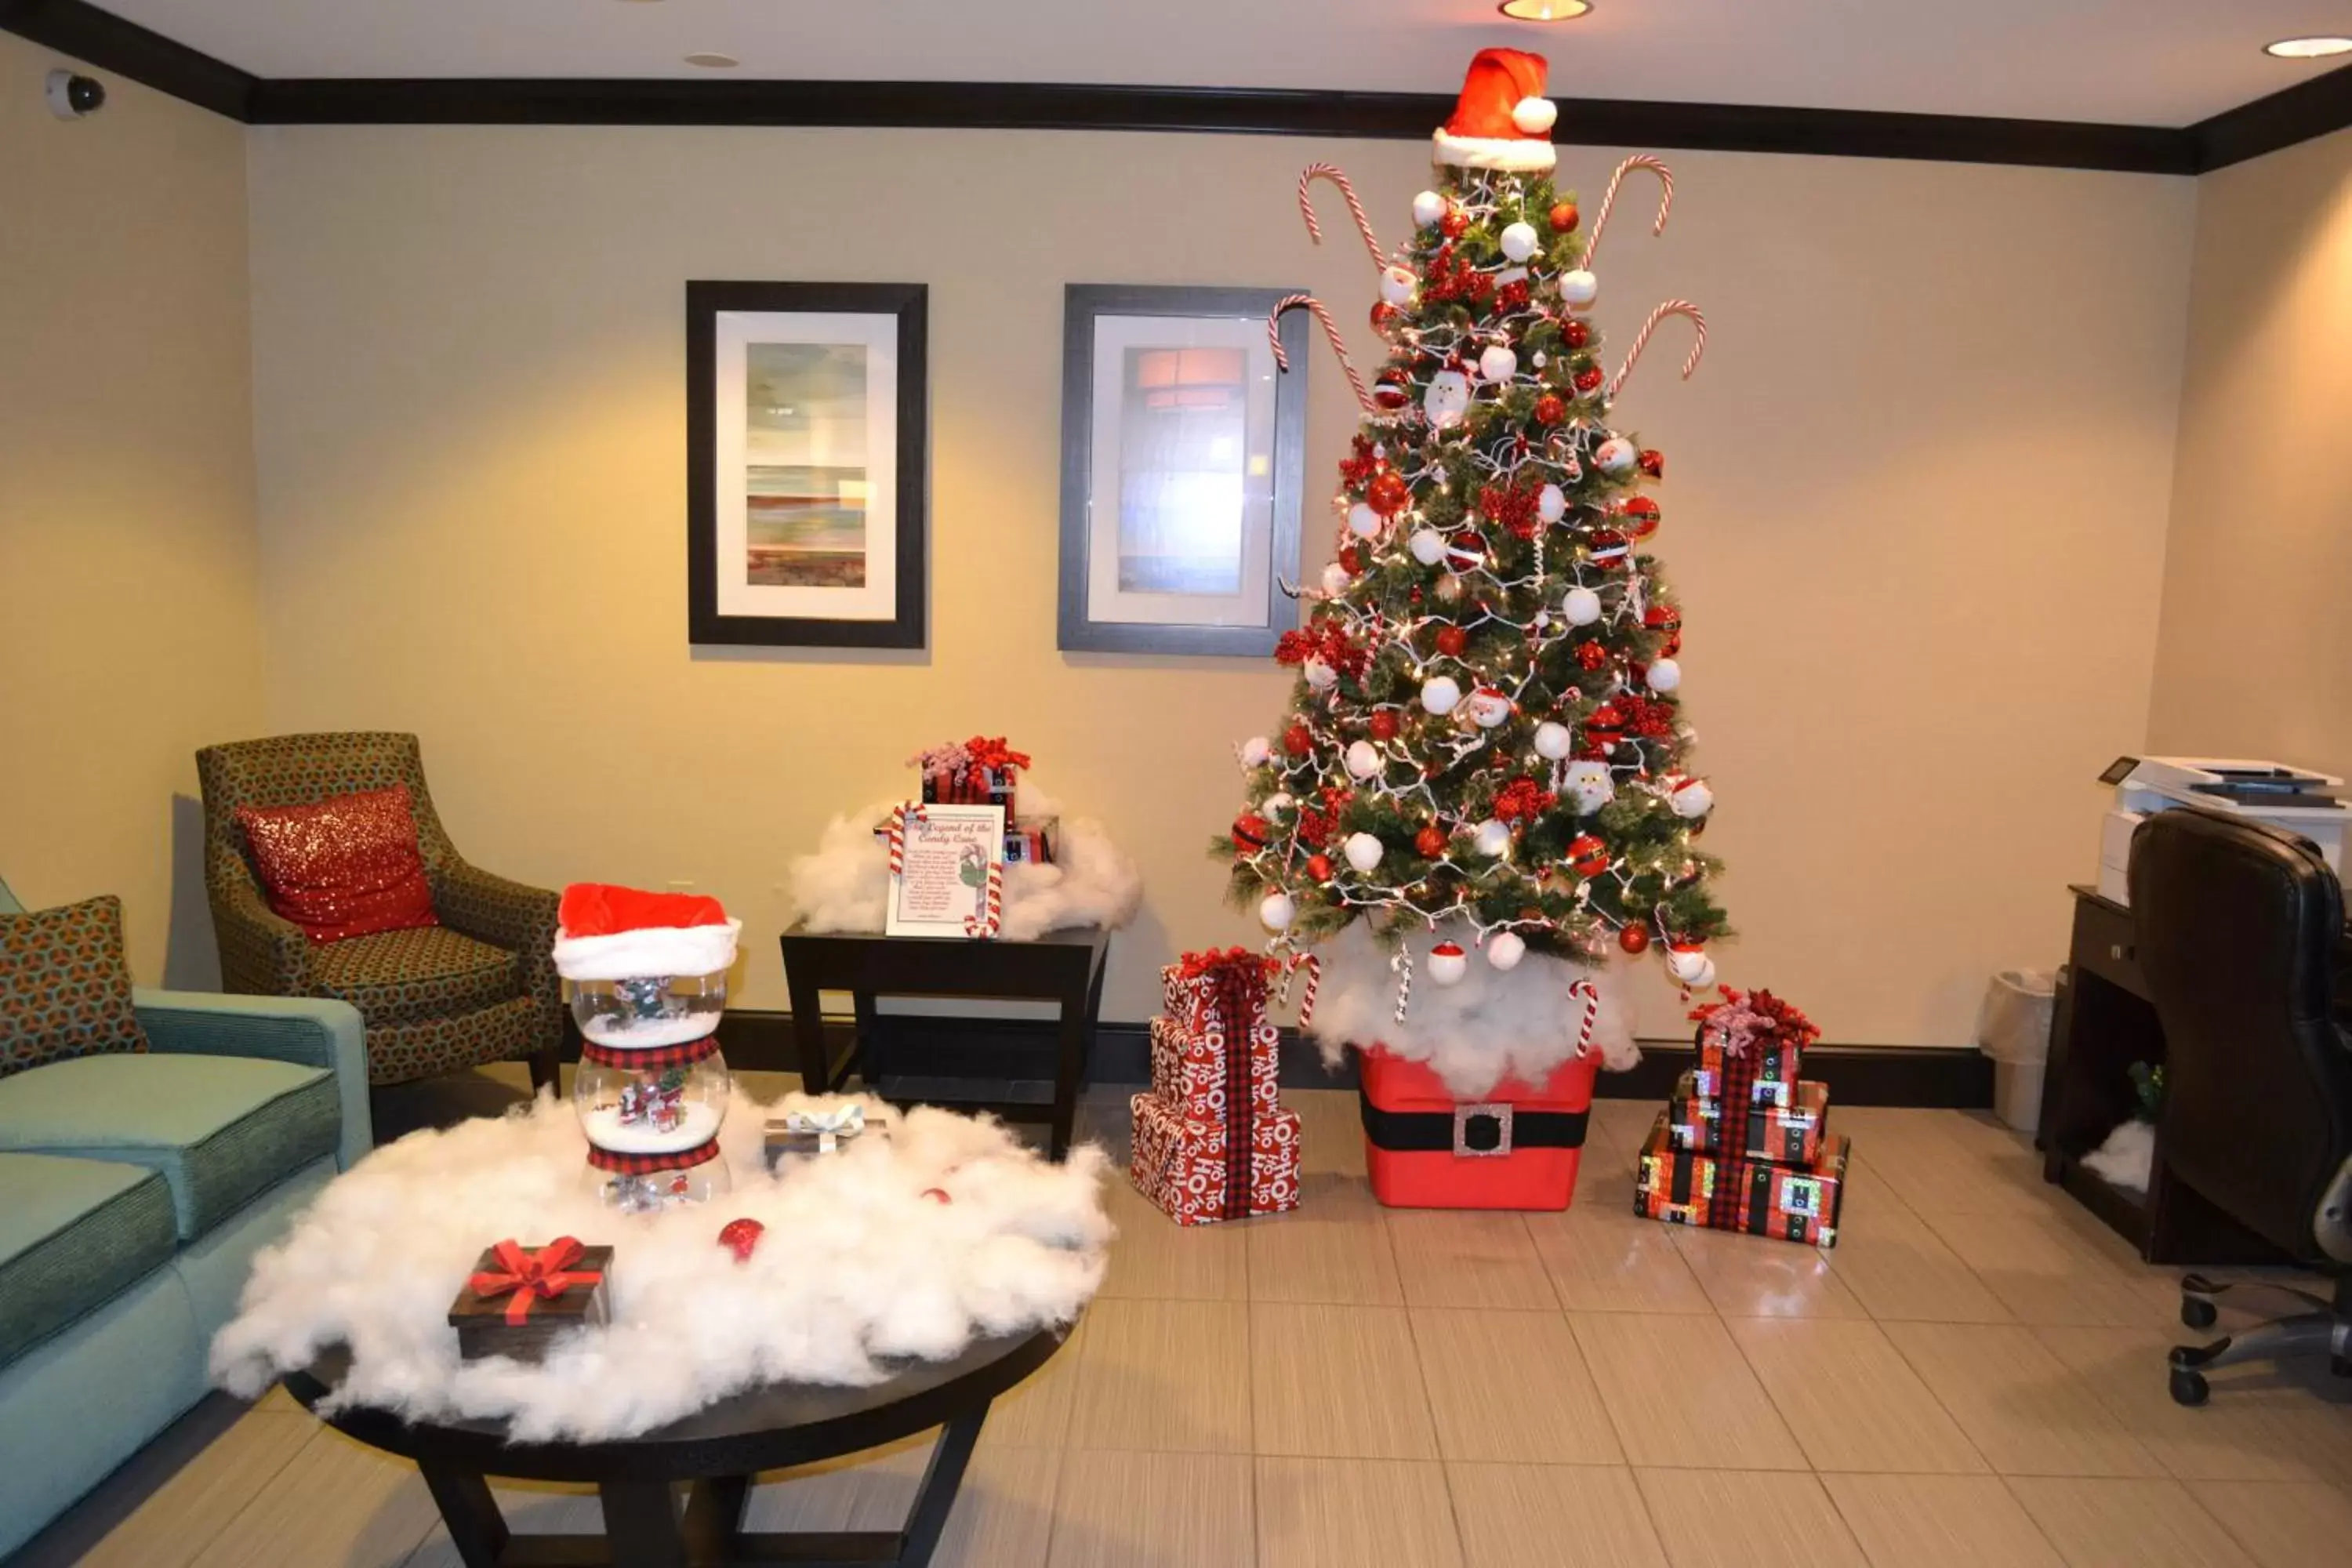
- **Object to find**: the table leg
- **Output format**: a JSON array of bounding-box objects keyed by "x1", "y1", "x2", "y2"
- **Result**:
[
  {"x1": 1051, "y1": 985, "x2": 1087, "y2": 1163},
  {"x1": 419, "y1": 1465, "x2": 508, "y2": 1568},
  {"x1": 599, "y1": 1479, "x2": 687, "y2": 1568},
  {"x1": 899, "y1": 1407, "x2": 989, "y2": 1566},
  {"x1": 681, "y1": 1473, "x2": 750, "y2": 1560},
  {"x1": 785, "y1": 959, "x2": 832, "y2": 1097},
  {"x1": 852, "y1": 989, "x2": 880, "y2": 1089}
]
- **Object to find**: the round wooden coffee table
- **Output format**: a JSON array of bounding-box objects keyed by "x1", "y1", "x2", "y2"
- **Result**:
[{"x1": 285, "y1": 1323, "x2": 1070, "y2": 1568}]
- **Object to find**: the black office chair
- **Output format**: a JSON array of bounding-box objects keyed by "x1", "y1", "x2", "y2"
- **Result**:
[{"x1": 2129, "y1": 807, "x2": 2352, "y2": 1405}]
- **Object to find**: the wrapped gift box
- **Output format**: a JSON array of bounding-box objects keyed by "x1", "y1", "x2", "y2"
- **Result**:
[
  {"x1": 448, "y1": 1240, "x2": 613, "y2": 1362},
  {"x1": 1667, "y1": 1073, "x2": 1830, "y2": 1166},
  {"x1": 1162, "y1": 958, "x2": 1283, "y2": 1045},
  {"x1": 1357, "y1": 1047, "x2": 1599, "y2": 1211},
  {"x1": 1151, "y1": 1014, "x2": 1280, "y2": 1124},
  {"x1": 922, "y1": 764, "x2": 1018, "y2": 811},
  {"x1": 1635, "y1": 1114, "x2": 1850, "y2": 1247},
  {"x1": 1130, "y1": 1093, "x2": 1301, "y2": 1225},
  {"x1": 1693, "y1": 1040, "x2": 1804, "y2": 1104}
]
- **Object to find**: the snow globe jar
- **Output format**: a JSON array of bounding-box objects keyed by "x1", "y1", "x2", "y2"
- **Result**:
[{"x1": 550, "y1": 884, "x2": 743, "y2": 1214}]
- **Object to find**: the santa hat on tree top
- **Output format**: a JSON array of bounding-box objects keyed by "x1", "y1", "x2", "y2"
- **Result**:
[
  {"x1": 1432, "y1": 46, "x2": 1559, "y2": 173},
  {"x1": 553, "y1": 882, "x2": 742, "y2": 982}
]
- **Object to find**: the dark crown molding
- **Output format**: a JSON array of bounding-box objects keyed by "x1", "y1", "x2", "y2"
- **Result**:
[{"x1": 4, "y1": 0, "x2": 2346, "y2": 174}]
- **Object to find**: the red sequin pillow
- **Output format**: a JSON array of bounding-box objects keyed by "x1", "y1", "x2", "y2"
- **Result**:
[{"x1": 237, "y1": 784, "x2": 440, "y2": 946}]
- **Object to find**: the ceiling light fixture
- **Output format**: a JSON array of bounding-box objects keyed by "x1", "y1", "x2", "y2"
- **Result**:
[
  {"x1": 1497, "y1": 1, "x2": 1592, "y2": 20},
  {"x1": 2265, "y1": 36, "x2": 2352, "y2": 59},
  {"x1": 683, "y1": 52, "x2": 740, "y2": 68}
]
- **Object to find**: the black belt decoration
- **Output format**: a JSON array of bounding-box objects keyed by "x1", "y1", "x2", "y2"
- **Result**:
[{"x1": 1358, "y1": 1085, "x2": 1588, "y2": 1156}]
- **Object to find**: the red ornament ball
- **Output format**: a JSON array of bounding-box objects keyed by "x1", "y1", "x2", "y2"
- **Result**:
[
  {"x1": 1368, "y1": 710, "x2": 1400, "y2": 741},
  {"x1": 1232, "y1": 812, "x2": 1271, "y2": 851},
  {"x1": 1366, "y1": 471, "x2": 1411, "y2": 517},
  {"x1": 1621, "y1": 496, "x2": 1661, "y2": 539},
  {"x1": 1643, "y1": 604, "x2": 1682, "y2": 633},
  {"x1": 1568, "y1": 834, "x2": 1612, "y2": 877},
  {"x1": 1638, "y1": 448, "x2": 1666, "y2": 479},
  {"x1": 920, "y1": 1187, "x2": 953, "y2": 1205},
  {"x1": 1617, "y1": 924, "x2": 1651, "y2": 955},
  {"x1": 1439, "y1": 208, "x2": 1468, "y2": 239},
  {"x1": 1435, "y1": 624, "x2": 1468, "y2": 657},
  {"x1": 1284, "y1": 724, "x2": 1315, "y2": 757},
  {"x1": 1533, "y1": 394, "x2": 1566, "y2": 426},
  {"x1": 1562, "y1": 319, "x2": 1590, "y2": 350},
  {"x1": 1415, "y1": 825, "x2": 1448, "y2": 858},
  {"x1": 718, "y1": 1218, "x2": 765, "y2": 1262},
  {"x1": 1549, "y1": 201, "x2": 1580, "y2": 233},
  {"x1": 1373, "y1": 369, "x2": 1412, "y2": 412},
  {"x1": 1573, "y1": 365, "x2": 1604, "y2": 394},
  {"x1": 1370, "y1": 301, "x2": 1402, "y2": 332},
  {"x1": 1338, "y1": 544, "x2": 1361, "y2": 573},
  {"x1": 1305, "y1": 853, "x2": 1334, "y2": 882}
]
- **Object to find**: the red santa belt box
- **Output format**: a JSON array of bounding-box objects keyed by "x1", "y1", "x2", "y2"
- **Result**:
[
  {"x1": 1690, "y1": 1040, "x2": 1806, "y2": 1109},
  {"x1": 1150, "y1": 1014, "x2": 1280, "y2": 1123},
  {"x1": 1635, "y1": 1114, "x2": 1851, "y2": 1247},
  {"x1": 1667, "y1": 1073, "x2": 1830, "y2": 1165},
  {"x1": 1129, "y1": 1092, "x2": 1301, "y2": 1225},
  {"x1": 1356, "y1": 1047, "x2": 1599, "y2": 1211}
]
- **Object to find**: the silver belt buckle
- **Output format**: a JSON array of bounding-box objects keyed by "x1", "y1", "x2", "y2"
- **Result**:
[{"x1": 1454, "y1": 1102, "x2": 1514, "y2": 1157}]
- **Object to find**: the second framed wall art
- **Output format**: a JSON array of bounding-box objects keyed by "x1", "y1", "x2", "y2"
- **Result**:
[{"x1": 1057, "y1": 285, "x2": 1308, "y2": 655}]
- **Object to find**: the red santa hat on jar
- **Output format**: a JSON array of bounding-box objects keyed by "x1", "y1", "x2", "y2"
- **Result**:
[
  {"x1": 552, "y1": 883, "x2": 742, "y2": 981},
  {"x1": 1432, "y1": 47, "x2": 1559, "y2": 173}
]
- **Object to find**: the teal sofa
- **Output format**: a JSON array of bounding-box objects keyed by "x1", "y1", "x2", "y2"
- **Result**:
[{"x1": 0, "y1": 876, "x2": 371, "y2": 1559}]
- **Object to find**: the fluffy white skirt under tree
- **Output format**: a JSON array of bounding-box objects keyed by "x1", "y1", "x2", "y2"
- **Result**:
[
  {"x1": 210, "y1": 1091, "x2": 1111, "y2": 1442},
  {"x1": 1303, "y1": 921, "x2": 1641, "y2": 1098}
]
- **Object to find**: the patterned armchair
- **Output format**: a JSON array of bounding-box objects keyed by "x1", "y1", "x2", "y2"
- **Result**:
[{"x1": 196, "y1": 733, "x2": 563, "y2": 1089}]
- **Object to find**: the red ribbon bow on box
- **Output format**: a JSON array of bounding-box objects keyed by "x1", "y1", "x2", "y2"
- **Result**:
[
  {"x1": 467, "y1": 1237, "x2": 603, "y2": 1326},
  {"x1": 963, "y1": 735, "x2": 1031, "y2": 775}
]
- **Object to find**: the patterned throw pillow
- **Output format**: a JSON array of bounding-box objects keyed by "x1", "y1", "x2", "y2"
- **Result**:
[
  {"x1": 238, "y1": 783, "x2": 441, "y2": 946},
  {"x1": 0, "y1": 895, "x2": 151, "y2": 1078}
]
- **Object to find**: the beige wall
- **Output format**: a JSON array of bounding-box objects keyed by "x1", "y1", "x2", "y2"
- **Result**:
[
  {"x1": 0, "y1": 35, "x2": 261, "y2": 986},
  {"x1": 242, "y1": 123, "x2": 2194, "y2": 1040},
  {"x1": 2149, "y1": 126, "x2": 2352, "y2": 780}
]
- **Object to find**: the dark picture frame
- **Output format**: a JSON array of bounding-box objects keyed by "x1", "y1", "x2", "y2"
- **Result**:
[
  {"x1": 687, "y1": 281, "x2": 927, "y2": 648},
  {"x1": 1058, "y1": 285, "x2": 1308, "y2": 655}
]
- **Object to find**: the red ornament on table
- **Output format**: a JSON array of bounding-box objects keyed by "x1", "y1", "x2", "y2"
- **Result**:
[
  {"x1": 1618, "y1": 924, "x2": 1652, "y2": 955},
  {"x1": 920, "y1": 1188, "x2": 953, "y2": 1205},
  {"x1": 1568, "y1": 834, "x2": 1612, "y2": 877},
  {"x1": 1368, "y1": 710, "x2": 1399, "y2": 741},
  {"x1": 1435, "y1": 624, "x2": 1468, "y2": 657},
  {"x1": 1549, "y1": 201, "x2": 1580, "y2": 233},
  {"x1": 1366, "y1": 471, "x2": 1411, "y2": 517},
  {"x1": 1284, "y1": 724, "x2": 1314, "y2": 757},
  {"x1": 1415, "y1": 825, "x2": 1447, "y2": 858},
  {"x1": 1305, "y1": 853, "x2": 1334, "y2": 882},
  {"x1": 1638, "y1": 448, "x2": 1666, "y2": 479},
  {"x1": 1533, "y1": 394, "x2": 1566, "y2": 426},
  {"x1": 1232, "y1": 812, "x2": 1271, "y2": 851},
  {"x1": 717, "y1": 1218, "x2": 764, "y2": 1262}
]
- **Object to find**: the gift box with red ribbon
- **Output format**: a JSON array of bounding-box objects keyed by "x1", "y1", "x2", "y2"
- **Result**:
[
  {"x1": 1130, "y1": 1094, "x2": 1301, "y2": 1226},
  {"x1": 1668, "y1": 1073, "x2": 1831, "y2": 1166},
  {"x1": 448, "y1": 1238, "x2": 613, "y2": 1361},
  {"x1": 1130, "y1": 946, "x2": 1300, "y2": 1225},
  {"x1": 1635, "y1": 1114, "x2": 1849, "y2": 1247},
  {"x1": 912, "y1": 735, "x2": 1029, "y2": 811},
  {"x1": 1149, "y1": 1013, "x2": 1280, "y2": 1124}
]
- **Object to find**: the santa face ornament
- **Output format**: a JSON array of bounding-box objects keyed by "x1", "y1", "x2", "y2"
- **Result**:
[
  {"x1": 1563, "y1": 759, "x2": 1614, "y2": 815},
  {"x1": 1423, "y1": 368, "x2": 1472, "y2": 430}
]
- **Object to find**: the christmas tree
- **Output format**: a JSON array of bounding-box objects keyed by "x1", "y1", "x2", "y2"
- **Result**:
[{"x1": 1227, "y1": 49, "x2": 1727, "y2": 1077}]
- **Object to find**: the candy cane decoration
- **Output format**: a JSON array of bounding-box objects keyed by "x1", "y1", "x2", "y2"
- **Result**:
[
  {"x1": 885, "y1": 802, "x2": 929, "y2": 877},
  {"x1": 1297, "y1": 163, "x2": 1386, "y2": 270},
  {"x1": 1584, "y1": 154, "x2": 1674, "y2": 270},
  {"x1": 1292, "y1": 952, "x2": 1322, "y2": 1031},
  {"x1": 1567, "y1": 978, "x2": 1599, "y2": 1058},
  {"x1": 964, "y1": 861, "x2": 1004, "y2": 938},
  {"x1": 1609, "y1": 299, "x2": 1707, "y2": 400},
  {"x1": 1268, "y1": 293, "x2": 1377, "y2": 415},
  {"x1": 1391, "y1": 946, "x2": 1414, "y2": 1023}
]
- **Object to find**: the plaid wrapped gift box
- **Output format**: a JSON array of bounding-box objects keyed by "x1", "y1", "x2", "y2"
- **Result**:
[
  {"x1": 1691, "y1": 1040, "x2": 1806, "y2": 1109},
  {"x1": 1130, "y1": 1094, "x2": 1301, "y2": 1225},
  {"x1": 1668, "y1": 1073, "x2": 1831, "y2": 1165},
  {"x1": 1635, "y1": 1113, "x2": 1851, "y2": 1247},
  {"x1": 921, "y1": 764, "x2": 1018, "y2": 810},
  {"x1": 1151, "y1": 1014, "x2": 1280, "y2": 1124}
]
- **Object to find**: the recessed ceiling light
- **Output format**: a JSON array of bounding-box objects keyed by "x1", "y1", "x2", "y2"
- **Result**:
[
  {"x1": 1498, "y1": 0, "x2": 1592, "y2": 16},
  {"x1": 683, "y1": 52, "x2": 739, "y2": 68},
  {"x1": 2265, "y1": 36, "x2": 2352, "y2": 59}
]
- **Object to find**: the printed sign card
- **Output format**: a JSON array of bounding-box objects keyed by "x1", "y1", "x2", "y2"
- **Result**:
[{"x1": 884, "y1": 802, "x2": 1007, "y2": 938}]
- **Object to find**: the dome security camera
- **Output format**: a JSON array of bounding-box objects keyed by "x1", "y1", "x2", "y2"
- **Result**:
[{"x1": 45, "y1": 70, "x2": 106, "y2": 119}]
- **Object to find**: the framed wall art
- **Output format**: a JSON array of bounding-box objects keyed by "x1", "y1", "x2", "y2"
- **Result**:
[
  {"x1": 1057, "y1": 285, "x2": 1308, "y2": 655},
  {"x1": 687, "y1": 281, "x2": 927, "y2": 648}
]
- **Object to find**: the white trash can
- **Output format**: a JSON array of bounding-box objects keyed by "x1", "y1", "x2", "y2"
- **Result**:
[{"x1": 1976, "y1": 969, "x2": 2056, "y2": 1134}]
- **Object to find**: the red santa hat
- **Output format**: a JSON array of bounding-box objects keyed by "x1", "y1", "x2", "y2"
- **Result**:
[
  {"x1": 1433, "y1": 47, "x2": 1559, "y2": 173},
  {"x1": 553, "y1": 883, "x2": 741, "y2": 981}
]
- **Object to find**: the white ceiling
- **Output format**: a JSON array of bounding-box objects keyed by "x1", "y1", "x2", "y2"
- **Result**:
[{"x1": 94, "y1": 0, "x2": 2352, "y2": 126}]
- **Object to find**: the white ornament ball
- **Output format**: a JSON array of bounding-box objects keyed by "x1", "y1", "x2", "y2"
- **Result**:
[
  {"x1": 1666, "y1": 945, "x2": 1714, "y2": 985},
  {"x1": 1562, "y1": 586, "x2": 1603, "y2": 626},
  {"x1": 1303, "y1": 656, "x2": 1338, "y2": 690},
  {"x1": 1533, "y1": 720, "x2": 1575, "y2": 760},
  {"x1": 1347, "y1": 502, "x2": 1382, "y2": 539},
  {"x1": 1423, "y1": 368, "x2": 1472, "y2": 430},
  {"x1": 1478, "y1": 344, "x2": 1519, "y2": 384},
  {"x1": 1499, "y1": 220, "x2": 1541, "y2": 263},
  {"x1": 1558, "y1": 269, "x2": 1599, "y2": 308},
  {"x1": 1411, "y1": 190, "x2": 1447, "y2": 228},
  {"x1": 1345, "y1": 739, "x2": 1383, "y2": 780},
  {"x1": 1426, "y1": 942, "x2": 1469, "y2": 987},
  {"x1": 1258, "y1": 891, "x2": 1296, "y2": 932},
  {"x1": 1380, "y1": 264, "x2": 1418, "y2": 307},
  {"x1": 1512, "y1": 96, "x2": 1559, "y2": 135},
  {"x1": 1240, "y1": 735, "x2": 1273, "y2": 768},
  {"x1": 1320, "y1": 561, "x2": 1352, "y2": 597},
  {"x1": 1563, "y1": 759, "x2": 1615, "y2": 815},
  {"x1": 1537, "y1": 483, "x2": 1567, "y2": 522},
  {"x1": 1595, "y1": 437, "x2": 1638, "y2": 474},
  {"x1": 1486, "y1": 930, "x2": 1528, "y2": 971},
  {"x1": 1343, "y1": 831, "x2": 1385, "y2": 875},
  {"x1": 1466, "y1": 688, "x2": 1512, "y2": 728},
  {"x1": 1645, "y1": 657, "x2": 1682, "y2": 693},
  {"x1": 1472, "y1": 818, "x2": 1512, "y2": 857},
  {"x1": 1408, "y1": 528, "x2": 1448, "y2": 565},
  {"x1": 1420, "y1": 674, "x2": 1462, "y2": 716},
  {"x1": 1671, "y1": 778, "x2": 1715, "y2": 818}
]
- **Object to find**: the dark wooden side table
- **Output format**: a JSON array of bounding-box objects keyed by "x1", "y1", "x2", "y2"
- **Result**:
[
  {"x1": 285, "y1": 1325, "x2": 1068, "y2": 1568},
  {"x1": 779, "y1": 927, "x2": 1110, "y2": 1160}
]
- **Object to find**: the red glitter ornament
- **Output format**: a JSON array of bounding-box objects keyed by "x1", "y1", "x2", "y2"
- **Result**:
[
  {"x1": 1563, "y1": 319, "x2": 1590, "y2": 350},
  {"x1": 1618, "y1": 924, "x2": 1652, "y2": 955},
  {"x1": 1533, "y1": 394, "x2": 1566, "y2": 426},
  {"x1": 1549, "y1": 201, "x2": 1580, "y2": 232},
  {"x1": 1575, "y1": 640, "x2": 1610, "y2": 670},
  {"x1": 1368, "y1": 710, "x2": 1400, "y2": 741},
  {"x1": 1232, "y1": 813, "x2": 1271, "y2": 851},
  {"x1": 1573, "y1": 365, "x2": 1604, "y2": 394},
  {"x1": 1435, "y1": 624, "x2": 1468, "y2": 657},
  {"x1": 1638, "y1": 448, "x2": 1666, "y2": 479},
  {"x1": 1370, "y1": 301, "x2": 1402, "y2": 332},
  {"x1": 1338, "y1": 545, "x2": 1361, "y2": 574},
  {"x1": 718, "y1": 1218, "x2": 765, "y2": 1262},
  {"x1": 1284, "y1": 724, "x2": 1314, "y2": 757},
  {"x1": 1366, "y1": 471, "x2": 1411, "y2": 517},
  {"x1": 1568, "y1": 834, "x2": 1611, "y2": 877},
  {"x1": 1305, "y1": 853, "x2": 1334, "y2": 881},
  {"x1": 1415, "y1": 825, "x2": 1447, "y2": 857},
  {"x1": 1620, "y1": 496, "x2": 1661, "y2": 539},
  {"x1": 1439, "y1": 207, "x2": 1468, "y2": 238}
]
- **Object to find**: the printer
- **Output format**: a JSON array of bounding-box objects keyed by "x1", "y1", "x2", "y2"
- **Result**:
[{"x1": 2096, "y1": 756, "x2": 2348, "y2": 905}]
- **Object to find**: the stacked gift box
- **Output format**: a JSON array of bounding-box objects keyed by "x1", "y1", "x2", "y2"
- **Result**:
[
  {"x1": 1131, "y1": 948, "x2": 1302, "y2": 1225},
  {"x1": 1635, "y1": 986, "x2": 1853, "y2": 1247},
  {"x1": 875, "y1": 814, "x2": 1058, "y2": 866}
]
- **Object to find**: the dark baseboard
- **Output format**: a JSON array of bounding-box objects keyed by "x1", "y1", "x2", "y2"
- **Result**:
[
  {"x1": 716, "y1": 1010, "x2": 1991, "y2": 1109},
  {"x1": 13, "y1": 0, "x2": 2347, "y2": 172}
]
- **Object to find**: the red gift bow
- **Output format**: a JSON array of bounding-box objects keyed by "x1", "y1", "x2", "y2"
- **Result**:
[
  {"x1": 1688, "y1": 985, "x2": 1822, "y2": 1058},
  {"x1": 466, "y1": 1237, "x2": 604, "y2": 1326},
  {"x1": 961, "y1": 735, "x2": 1030, "y2": 779}
]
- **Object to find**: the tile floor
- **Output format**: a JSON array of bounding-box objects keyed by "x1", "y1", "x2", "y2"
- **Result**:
[{"x1": 18, "y1": 1087, "x2": 2352, "y2": 1568}]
